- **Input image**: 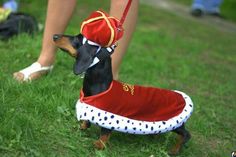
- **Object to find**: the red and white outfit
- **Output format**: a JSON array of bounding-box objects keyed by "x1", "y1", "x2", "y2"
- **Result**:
[
  {"x1": 76, "y1": 80, "x2": 193, "y2": 134},
  {"x1": 77, "y1": 5, "x2": 193, "y2": 134}
]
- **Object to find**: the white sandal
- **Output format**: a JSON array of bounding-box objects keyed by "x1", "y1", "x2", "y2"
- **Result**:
[{"x1": 14, "y1": 62, "x2": 54, "y2": 82}]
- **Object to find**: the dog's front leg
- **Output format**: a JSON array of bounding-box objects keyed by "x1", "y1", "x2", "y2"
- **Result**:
[
  {"x1": 94, "y1": 127, "x2": 112, "y2": 150},
  {"x1": 80, "y1": 120, "x2": 91, "y2": 130}
]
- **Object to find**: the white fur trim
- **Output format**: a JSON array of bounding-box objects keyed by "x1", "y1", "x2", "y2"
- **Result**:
[{"x1": 76, "y1": 90, "x2": 193, "y2": 134}]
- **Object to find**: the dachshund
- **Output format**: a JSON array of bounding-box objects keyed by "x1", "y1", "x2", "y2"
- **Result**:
[{"x1": 53, "y1": 33, "x2": 193, "y2": 156}]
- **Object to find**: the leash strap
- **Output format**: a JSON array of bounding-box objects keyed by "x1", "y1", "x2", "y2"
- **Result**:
[{"x1": 119, "y1": 0, "x2": 133, "y2": 28}]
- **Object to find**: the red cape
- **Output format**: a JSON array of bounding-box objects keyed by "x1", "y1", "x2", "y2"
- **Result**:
[{"x1": 80, "y1": 80, "x2": 186, "y2": 122}]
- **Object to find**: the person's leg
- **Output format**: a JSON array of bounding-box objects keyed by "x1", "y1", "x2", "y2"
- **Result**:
[
  {"x1": 191, "y1": 0, "x2": 204, "y2": 11},
  {"x1": 191, "y1": 0, "x2": 204, "y2": 17},
  {"x1": 13, "y1": 0, "x2": 77, "y2": 81},
  {"x1": 204, "y1": 0, "x2": 223, "y2": 14},
  {"x1": 109, "y1": 0, "x2": 139, "y2": 80},
  {"x1": 38, "y1": 0, "x2": 77, "y2": 66}
]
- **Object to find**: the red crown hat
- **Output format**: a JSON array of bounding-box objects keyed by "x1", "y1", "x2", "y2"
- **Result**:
[
  {"x1": 80, "y1": 10, "x2": 124, "y2": 47},
  {"x1": 80, "y1": 0, "x2": 132, "y2": 47}
]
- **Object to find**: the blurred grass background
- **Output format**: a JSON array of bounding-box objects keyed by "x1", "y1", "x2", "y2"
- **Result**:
[{"x1": 0, "y1": 0, "x2": 236, "y2": 157}]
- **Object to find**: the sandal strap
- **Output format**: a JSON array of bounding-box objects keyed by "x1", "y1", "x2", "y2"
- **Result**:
[{"x1": 19, "y1": 62, "x2": 53, "y2": 81}]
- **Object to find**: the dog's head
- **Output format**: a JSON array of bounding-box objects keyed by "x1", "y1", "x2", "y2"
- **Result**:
[
  {"x1": 53, "y1": 10, "x2": 122, "y2": 75},
  {"x1": 53, "y1": 34, "x2": 102, "y2": 75}
]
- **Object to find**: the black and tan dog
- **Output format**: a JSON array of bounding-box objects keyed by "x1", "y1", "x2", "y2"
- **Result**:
[{"x1": 53, "y1": 33, "x2": 193, "y2": 156}]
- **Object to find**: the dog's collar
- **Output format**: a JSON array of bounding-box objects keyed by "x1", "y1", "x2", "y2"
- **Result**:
[
  {"x1": 89, "y1": 45, "x2": 116, "y2": 68},
  {"x1": 82, "y1": 37, "x2": 116, "y2": 68}
]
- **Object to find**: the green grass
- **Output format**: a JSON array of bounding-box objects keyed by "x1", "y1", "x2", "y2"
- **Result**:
[{"x1": 1, "y1": 0, "x2": 236, "y2": 157}]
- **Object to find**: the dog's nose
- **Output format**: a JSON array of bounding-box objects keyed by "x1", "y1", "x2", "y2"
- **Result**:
[{"x1": 53, "y1": 34, "x2": 61, "y2": 41}]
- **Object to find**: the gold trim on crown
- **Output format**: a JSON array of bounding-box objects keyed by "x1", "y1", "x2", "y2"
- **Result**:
[{"x1": 80, "y1": 11, "x2": 116, "y2": 47}]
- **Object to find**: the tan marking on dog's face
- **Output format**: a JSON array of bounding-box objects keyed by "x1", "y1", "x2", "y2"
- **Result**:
[{"x1": 54, "y1": 36, "x2": 77, "y2": 57}]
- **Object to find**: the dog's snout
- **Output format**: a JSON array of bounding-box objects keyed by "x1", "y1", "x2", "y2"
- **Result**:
[{"x1": 53, "y1": 34, "x2": 61, "y2": 41}]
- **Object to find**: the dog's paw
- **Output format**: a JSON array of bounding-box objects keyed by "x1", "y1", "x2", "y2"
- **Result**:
[
  {"x1": 93, "y1": 140, "x2": 106, "y2": 150},
  {"x1": 168, "y1": 147, "x2": 180, "y2": 156},
  {"x1": 168, "y1": 136, "x2": 187, "y2": 156}
]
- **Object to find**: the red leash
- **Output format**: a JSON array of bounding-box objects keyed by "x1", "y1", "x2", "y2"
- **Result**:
[{"x1": 119, "y1": 0, "x2": 133, "y2": 28}]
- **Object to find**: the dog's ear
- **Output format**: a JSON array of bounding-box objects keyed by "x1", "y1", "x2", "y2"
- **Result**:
[{"x1": 73, "y1": 42, "x2": 98, "y2": 75}]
